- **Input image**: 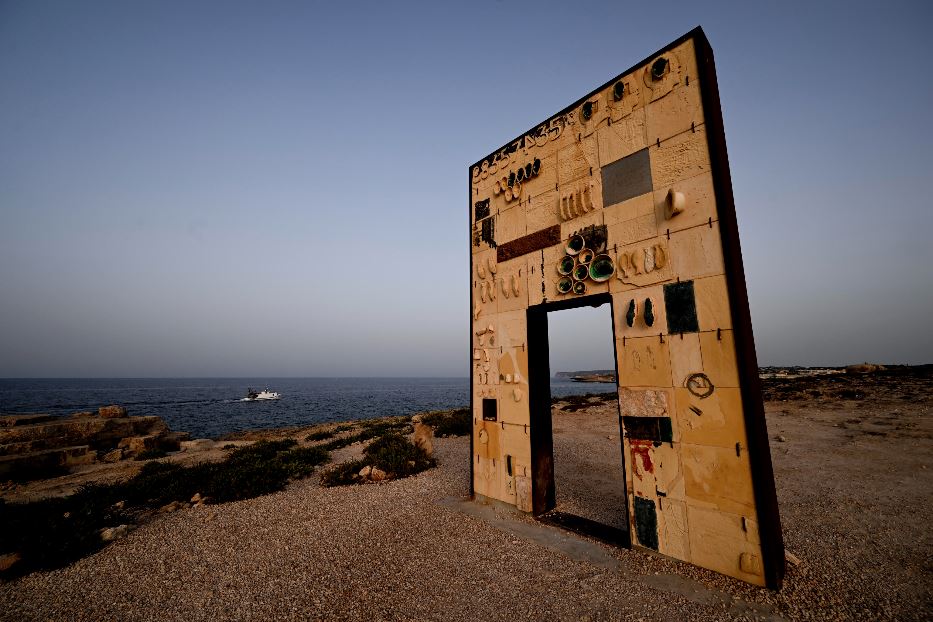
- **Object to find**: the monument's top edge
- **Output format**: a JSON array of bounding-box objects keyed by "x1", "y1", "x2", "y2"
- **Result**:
[{"x1": 469, "y1": 26, "x2": 710, "y2": 172}]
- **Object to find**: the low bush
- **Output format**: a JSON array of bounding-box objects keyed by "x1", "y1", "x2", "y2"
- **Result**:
[
  {"x1": 319, "y1": 459, "x2": 367, "y2": 487},
  {"x1": 306, "y1": 429, "x2": 335, "y2": 442},
  {"x1": 420, "y1": 408, "x2": 470, "y2": 437},
  {"x1": 364, "y1": 433, "x2": 436, "y2": 479},
  {"x1": 0, "y1": 439, "x2": 330, "y2": 578}
]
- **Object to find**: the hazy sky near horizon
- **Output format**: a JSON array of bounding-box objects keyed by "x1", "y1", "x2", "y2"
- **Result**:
[{"x1": 1, "y1": 1, "x2": 931, "y2": 377}]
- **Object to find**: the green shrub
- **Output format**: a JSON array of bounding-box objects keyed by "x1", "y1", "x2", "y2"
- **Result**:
[
  {"x1": 420, "y1": 408, "x2": 470, "y2": 437},
  {"x1": 0, "y1": 438, "x2": 331, "y2": 578},
  {"x1": 364, "y1": 433, "x2": 436, "y2": 478},
  {"x1": 319, "y1": 459, "x2": 367, "y2": 487},
  {"x1": 306, "y1": 429, "x2": 335, "y2": 441}
]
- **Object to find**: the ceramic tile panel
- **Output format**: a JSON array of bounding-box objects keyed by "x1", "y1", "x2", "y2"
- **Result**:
[
  {"x1": 686, "y1": 505, "x2": 766, "y2": 587},
  {"x1": 557, "y1": 135, "x2": 599, "y2": 187},
  {"x1": 649, "y1": 125, "x2": 711, "y2": 189},
  {"x1": 526, "y1": 188, "x2": 561, "y2": 233},
  {"x1": 603, "y1": 192, "x2": 654, "y2": 227},
  {"x1": 474, "y1": 456, "x2": 498, "y2": 499},
  {"x1": 699, "y1": 329, "x2": 741, "y2": 388},
  {"x1": 653, "y1": 171, "x2": 717, "y2": 235},
  {"x1": 616, "y1": 335, "x2": 672, "y2": 388},
  {"x1": 613, "y1": 285, "x2": 668, "y2": 339},
  {"x1": 668, "y1": 331, "x2": 703, "y2": 388},
  {"x1": 646, "y1": 77, "x2": 705, "y2": 145},
  {"x1": 474, "y1": 418, "x2": 501, "y2": 461},
  {"x1": 682, "y1": 443, "x2": 757, "y2": 516},
  {"x1": 606, "y1": 214, "x2": 659, "y2": 250},
  {"x1": 560, "y1": 207, "x2": 604, "y2": 241},
  {"x1": 495, "y1": 255, "x2": 528, "y2": 313},
  {"x1": 608, "y1": 236, "x2": 672, "y2": 294},
  {"x1": 494, "y1": 309, "x2": 527, "y2": 349},
  {"x1": 597, "y1": 108, "x2": 649, "y2": 169},
  {"x1": 668, "y1": 222, "x2": 725, "y2": 281},
  {"x1": 674, "y1": 387, "x2": 747, "y2": 449},
  {"x1": 693, "y1": 275, "x2": 733, "y2": 331}
]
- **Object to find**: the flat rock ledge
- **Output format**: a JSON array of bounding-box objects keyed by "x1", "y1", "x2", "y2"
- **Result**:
[{"x1": 0, "y1": 405, "x2": 189, "y2": 481}]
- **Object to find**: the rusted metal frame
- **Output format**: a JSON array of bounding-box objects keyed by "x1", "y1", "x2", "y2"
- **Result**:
[
  {"x1": 693, "y1": 31, "x2": 785, "y2": 590},
  {"x1": 468, "y1": 169, "x2": 475, "y2": 498},
  {"x1": 526, "y1": 305, "x2": 554, "y2": 514},
  {"x1": 527, "y1": 293, "x2": 632, "y2": 548}
]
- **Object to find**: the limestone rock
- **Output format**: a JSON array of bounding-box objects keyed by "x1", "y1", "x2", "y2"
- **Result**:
[
  {"x1": 370, "y1": 467, "x2": 387, "y2": 482},
  {"x1": 0, "y1": 552, "x2": 21, "y2": 572},
  {"x1": 412, "y1": 422, "x2": 434, "y2": 457},
  {"x1": 98, "y1": 405, "x2": 128, "y2": 419},
  {"x1": 181, "y1": 439, "x2": 215, "y2": 452},
  {"x1": 159, "y1": 500, "x2": 187, "y2": 513},
  {"x1": 102, "y1": 448, "x2": 124, "y2": 463},
  {"x1": 69, "y1": 411, "x2": 96, "y2": 419},
  {"x1": 358, "y1": 465, "x2": 372, "y2": 478},
  {"x1": 100, "y1": 524, "x2": 131, "y2": 542}
]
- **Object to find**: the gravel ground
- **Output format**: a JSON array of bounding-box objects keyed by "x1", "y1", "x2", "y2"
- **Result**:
[
  {"x1": 551, "y1": 397, "x2": 629, "y2": 532},
  {"x1": 2, "y1": 380, "x2": 931, "y2": 621}
]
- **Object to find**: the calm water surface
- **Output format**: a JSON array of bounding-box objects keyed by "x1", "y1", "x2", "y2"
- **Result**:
[{"x1": 0, "y1": 378, "x2": 615, "y2": 438}]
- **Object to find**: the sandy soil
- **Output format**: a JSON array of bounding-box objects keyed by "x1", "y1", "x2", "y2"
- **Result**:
[{"x1": 1, "y1": 369, "x2": 931, "y2": 621}]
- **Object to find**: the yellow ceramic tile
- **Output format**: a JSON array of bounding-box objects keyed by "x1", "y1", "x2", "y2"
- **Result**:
[
  {"x1": 653, "y1": 171, "x2": 717, "y2": 234},
  {"x1": 613, "y1": 285, "x2": 667, "y2": 338},
  {"x1": 674, "y1": 38, "x2": 701, "y2": 86},
  {"x1": 674, "y1": 387, "x2": 747, "y2": 449},
  {"x1": 474, "y1": 455, "x2": 498, "y2": 500},
  {"x1": 606, "y1": 213, "x2": 659, "y2": 250},
  {"x1": 693, "y1": 275, "x2": 732, "y2": 331},
  {"x1": 472, "y1": 269, "x2": 498, "y2": 324},
  {"x1": 603, "y1": 192, "x2": 654, "y2": 225},
  {"x1": 556, "y1": 178, "x2": 603, "y2": 223},
  {"x1": 577, "y1": 96, "x2": 609, "y2": 140},
  {"x1": 496, "y1": 203, "x2": 526, "y2": 245},
  {"x1": 525, "y1": 250, "x2": 547, "y2": 307},
  {"x1": 604, "y1": 74, "x2": 645, "y2": 124},
  {"x1": 682, "y1": 443, "x2": 756, "y2": 516},
  {"x1": 657, "y1": 498, "x2": 690, "y2": 561},
  {"x1": 541, "y1": 243, "x2": 569, "y2": 303},
  {"x1": 668, "y1": 332, "x2": 703, "y2": 388},
  {"x1": 557, "y1": 134, "x2": 599, "y2": 187},
  {"x1": 667, "y1": 221, "x2": 725, "y2": 280},
  {"x1": 495, "y1": 309, "x2": 527, "y2": 349},
  {"x1": 608, "y1": 237, "x2": 673, "y2": 294},
  {"x1": 560, "y1": 207, "x2": 604, "y2": 241},
  {"x1": 500, "y1": 423, "x2": 532, "y2": 464},
  {"x1": 525, "y1": 189, "x2": 561, "y2": 233},
  {"x1": 596, "y1": 108, "x2": 649, "y2": 168},
  {"x1": 699, "y1": 329, "x2": 740, "y2": 388},
  {"x1": 649, "y1": 125, "x2": 711, "y2": 189},
  {"x1": 645, "y1": 78, "x2": 705, "y2": 145},
  {"x1": 474, "y1": 419, "x2": 501, "y2": 461},
  {"x1": 616, "y1": 335, "x2": 672, "y2": 388},
  {"x1": 497, "y1": 346, "x2": 528, "y2": 386},
  {"x1": 640, "y1": 50, "x2": 684, "y2": 104},
  {"x1": 495, "y1": 255, "x2": 528, "y2": 313},
  {"x1": 686, "y1": 504, "x2": 766, "y2": 586}
]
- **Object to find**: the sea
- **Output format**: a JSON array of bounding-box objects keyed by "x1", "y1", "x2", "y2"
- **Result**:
[{"x1": 0, "y1": 378, "x2": 616, "y2": 439}]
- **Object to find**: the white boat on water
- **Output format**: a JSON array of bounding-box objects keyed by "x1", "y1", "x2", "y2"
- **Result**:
[{"x1": 242, "y1": 387, "x2": 281, "y2": 401}]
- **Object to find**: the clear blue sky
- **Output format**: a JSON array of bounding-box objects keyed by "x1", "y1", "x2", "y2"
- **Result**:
[{"x1": 1, "y1": 0, "x2": 930, "y2": 377}]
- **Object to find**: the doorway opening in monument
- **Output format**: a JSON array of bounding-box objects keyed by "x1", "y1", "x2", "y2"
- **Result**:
[{"x1": 546, "y1": 302, "x2": 629, "y2": 537}]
